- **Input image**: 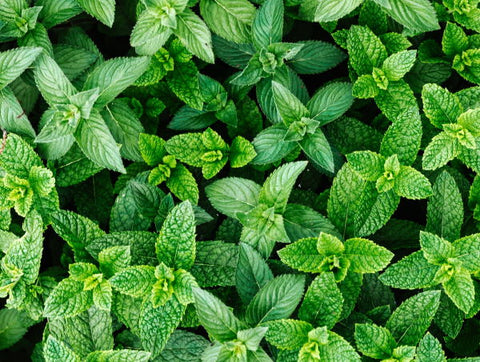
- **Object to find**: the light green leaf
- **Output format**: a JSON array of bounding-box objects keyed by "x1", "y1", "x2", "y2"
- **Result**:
[
  {"x1": 272, "y1": 81, "x2": 309, "y2": 125},
  {"x1": 344, "y1": 238, "x2": 393, "y2": 273},
  {"x1": 420, "y1": 231, "x2": 454, "y2": 265},
  {"x1": 299, "y1": 273, "x2": 343, "y2": 328},
  {"x1": 251, "y1": 125, "x2": 298, "y2": 165},
  {"x1": 0, "y1": 87, "x2": 36, "y2": 138},
  {"x1": 44, "y1": 335, "x2": 81, "y2": 362},
  {"x1": 426, "y1": 171, "x2": 463, "y2": 241},
  {"x1": 83, "y1": 56, "x2": 150, "y2": 109},
  {"x1": 307, "y1": 82, "x2": 353, "y2": 125},
  {"x1": 246, "y1": 274, "x2": 305, "y2": 325},
  {"x1": 229, "y1": 136, "x2": 257, "y2": 168},
  {"x1": 37, "y1": 0, "x2": 83, "y2": 29},
  {"x1": 347, "y1": 151, "x2": 384, "y2": 181},
  {"x1": 444, "y1": 269, "x2": 475, "y2": 314},
  {"x1": 373, "y1": 0, "x2": 440, "y2": 34},
  {"x1": 453, "y1": 234, "x2": 480, "y2": 273},
  {"x1": 193, "y1": 287, "x2": 243, "y2": 342},
  {"x1": 109, "y1": 266, "x2": 156, "y2": 298},
  {"x1": 386, "y1": 290, "x2": 441, "y2": 345},
  {"x1": 352, "y1": 75, "x2": 379, "y2": 99},
  {"x1": 422, "y1": 83, "x2": 463, "y2": 128},
  {"x1": 44, "y1": 278, "x2": 93, "y2": 319},
  {"x1": 382, "y1": 50, "x2": 416, "y2": 81},
  {"x1": 98, "y1": 246, "x2": 131, "y2": 278},
  {"x1": 74, "y1": 112, "x2": 125, "y2": 173},
  {"x1": 252, "y1": 0, "x2": 283, "y2": 49},
  {"x1": 130, "y1": 10, "x2": 172, "y2": 55},
  {"x1": 200, "y1": 0, "x2": 255, "y2": 44},
  {"x1": 139, "y1": 297, "x2": 186, "y2": 358},
  {"x1": 422, "y1": 133, "x2": 459, "y2": 171},
  {"x1": 0, "y1": 46, "x2": 41, "y2": 91},
  {"x1": 76, "y1": 0, "x2": 115, "y2": 27},
  {"x1": 174, "y1": 9, "x2": 214, "y2": 64},
  {"x1": 167, "y1": 164, "x2": 199, "y2": 204},
  {"x1": 156, "y1": 201, "x2": 196, "y2": 270},
  {"x1": 416, "y1": 333, "x2": 446, "y2": 362},
  {"x1": 34, "y1": 53, "x2": 77, "y2": 107},
  {"x1": 85, "y1": 350, "x2": 151, "y2": 362},
  {"x1": 299, "y1": 0, "x2": 363, "y2": 22},
  {"x1": 265, "y1": 319, "x2": 312, "y2": 350},
  {"x1": 354, "y1": 323, "x2": 396, "y2": 360},
  {"x1": 347, "y1": 25, "x2": 387, "y2": 76},
  {"x1": 236, "y1": 243, "x2": 273, "y2": 304},
  {"x1": 380, "y1": 251, "x2": 439, "y2": 289},
  {"x1": 102, "y1": 99, "x2": 144, "y2": 162},
  {"x1": 53, "y1": 44, "x2": 98, "y2": 81},
  {"x1": 287, "y1": 40, "x2": 346, "y2": 75},
  {"x1": 167, "y1": 62, "x2": 203, "y2": 110},
  {"x1": 393, "y1": 166, "x2": 432, "y2": 199},
  {"x1": 0, "y1": 309, "x2": 30, "y2": 350},
  {"x1": 259, "y1": 161, "x2": 308, "y2": 213},
  {"x1": 206, "y1": 177, "x2": 261, "y2": 219},
  {"x1": 299, "y1": 128, "x2": 335, "y2": 173},
  {"x1": 155, "y1": 330, "x2": 209, "y2": 362},
  {"x1": 278, "y1": 237, "x2": 323, "y2": 273}
]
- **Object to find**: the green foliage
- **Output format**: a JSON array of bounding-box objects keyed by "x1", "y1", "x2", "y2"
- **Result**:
[{"x1": 1, "y1": 0, "x2": 480, "y2": 360}]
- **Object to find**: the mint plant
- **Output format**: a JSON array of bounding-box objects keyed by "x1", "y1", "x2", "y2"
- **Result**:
[{"x1": 4, "y1": 0, "x2": 480, "y2": 360}]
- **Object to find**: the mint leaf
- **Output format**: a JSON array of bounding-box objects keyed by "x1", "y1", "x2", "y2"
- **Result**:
[{"x1": 76, "y1": 0, "x2": 115, "y2": 27}]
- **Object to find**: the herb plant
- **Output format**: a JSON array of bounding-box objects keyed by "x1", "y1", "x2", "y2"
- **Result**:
[{"x1": 3, "y1": 0, "x2": 480, "y2": 361}]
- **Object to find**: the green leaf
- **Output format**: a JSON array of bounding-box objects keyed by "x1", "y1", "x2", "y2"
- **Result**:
[
  {"x1": 422, "y1": 83, "x2": 463, "y2": 128},
  {"x1": 299, "y1": 273, "x2": 343, "y2": 328},
  {"x1": 393, "y1": 166, "x2": 432, "y2": 199},
  {"x1": 300, "y1": 129, "x2": 335, "y2": 173},
  {"x1": 382, "y1": 50, "x2": 416, "y2": 81},
  {"x1": 156, "y1": 201, "x2": 196, "y2": 270},
  {"x1": 352, "y1": 75, "x2": 379, "y2": 99},
  {"x1": 380, "y1": 251, "x2": 439, "y2": 289},
  {"x1": 354, "y1": 323, "x2": 396, "y2": 359},
  {"x1": 138, "y1": 133, "x2": 166, "y2": 166},
  {"x1": 344, "y1": 238, "x2": 393, "y2": 273},
  {"x1": 44, "y1": 278, "x2": 93, "y2": 319},
  {"x1": 259, "y1": 161, "x2": 308, "y2": 213},
  {"x1": 139, "y1": 297, "x2": 186, "y2": 358},
  {"x1": 76, "y1": 0, "x2": 115, "y2": 27},
  {"x1": 0, "y1": 46, "x2": 41, "y2": 90},
  {"x1": 236, "y1": 243, "x2": 273, "y2": 304},
  {"x1": 278, "y1": 237, "x2": 323, "y2": 273},
  {"x1": 246, "y1": 274, "x2": 305, "y2": 325},
  {"x1": 252, "y1": 0, "x2": 283, "y2": 49},
  {"x1": 386, "y1": 290, "x2": 441, "y2": 345},
  {"x1": 130, "y1": 10, "x2": 172, "y2": 55},
  {"x1": 442, "y1": 22, "x2": 468, "y2": 58},
  {"x1": 453, "y1": 234, "x2": 480, "y2": 273},
  {"x1": 155, "y1": 330, "x2": 209, "y2": 361},
  {"x1": 251, "y1": 125, "x2": 298, "y2": 165},
  {"x1": 98, "y1": 246, "x2": 130, "y2": 278},
  {"x1": 193, "y1": 287, "x2": 243, "y2": 342},
  {"x1": 307, "y1": 82, "x2": 353, "y2": 125},
  {"x1": 0, "y1": 87, "x2": 36, "y2": 138},
  {"x1": 0, "y1": 309, "x2": 30, "y2": 350},
  {"x1": 299, "y1": 0, "x2": 363, "y2": 22},
  {"x1": 102, "y1": 99, "x2": 144, "y2": 162},
  {"x1": 375, "y1": 80, "x2": 417, "y2": 122},
  {"x1": 109, "y1": 266, "x2": 156, "y2": 298},
  {"x1": 347, "y1": 25, "x2": 388, "y2": 76},
  {"x1": 287, "y1": 40, "x2": 346, "y2": 75},
  {"x1": 206, "y1": 177, "x2": 261, "y2": 219},
  {"x1": 34, "y1": 53, "x2": 77, "y2": 107},
  {"x1": 426, "y1": 171, "x2": 463, "y2": 241},
  {"x1": 200, "y1": 0, "x2": 255, "y2": 44},
  {"x1": 265, "y1": 319, "x2": 312, "y2": 350},
  {"x1": 444, "y1": 269, "x2": 475, "y2": 313},
  {"x1": 37, "y1": 0, "x2": 83, "y2": 29},
  {"x1": 167, "y1": 61, "x2": 203, "y2": 110},
  {"x1": 422, "y1": 133, "x2": 459, "y2": 171},
  {"x1": 380, "y1": 107, "x2": 422, "y2": 165},
  {"x1": 229, "y1": 136, "x2": 257, "y2": 168},
  {"x1": 44, "y1": 336, "x2": 81, "y2": 362},
  {"x1": 74, "y1": 112, "x2": 125, "y2": 173},
  {"x1": 85, "y1": 350, "x2": 151, "y2": 362},
  {"x1": 83, "y1": 56, "x2": 150, "y2": 109},
  {"x1": 373, "y1": 0, "x2": 440, "y2": 34},
  {"x1": 272, "y1": 81, "x2": 309, "y2": 125},
  {"x1": 420, "y1": 231, "x2": 454, "y2": 265},
  {"x1": 416, "y1": 333, "x2": 446, "y2": 362},
  {"x1": 191, "y1": 241, "x2": 238, "y2": 287},
  {"x1": 174, "y1": 9, "x2": 214, "y2": 64},
  {"x1": 167, "y1": 164, "x2": 199, "y2": 204},
  {"x1": 347, "y1": 151, "x2": 385, "y2": 181}
]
